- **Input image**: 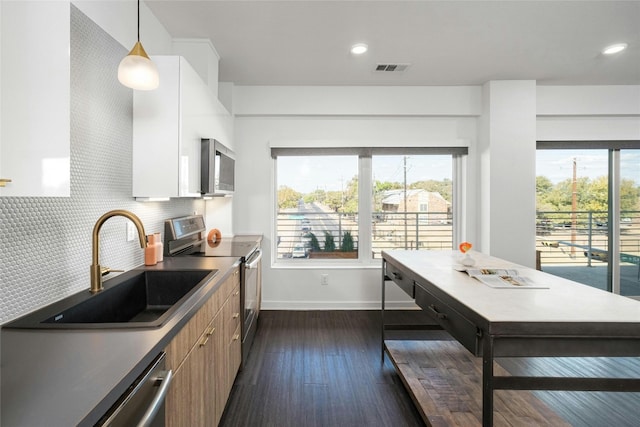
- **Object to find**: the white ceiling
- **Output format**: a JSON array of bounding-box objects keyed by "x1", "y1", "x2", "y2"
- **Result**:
[{"x1": 146, "y1": 0, "x2": 640, "y2": 86}]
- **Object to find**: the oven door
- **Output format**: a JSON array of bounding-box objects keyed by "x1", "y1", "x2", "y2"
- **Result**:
[{"x1": 243, "y1": 249, "x2": 262, "y2": 341}]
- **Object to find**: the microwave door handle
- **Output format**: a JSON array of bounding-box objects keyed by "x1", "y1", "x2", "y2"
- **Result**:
[
  {"x1": 246, "y1": 249, "x2": 263, "y2": 269},
  {"x1": 136, "y1": 369, "x2": 173, "y2": 427}
]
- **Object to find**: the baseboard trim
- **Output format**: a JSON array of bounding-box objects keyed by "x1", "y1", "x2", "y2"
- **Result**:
[{"x1": 261, "y1": 301, "x2": 419, "y2": 310}]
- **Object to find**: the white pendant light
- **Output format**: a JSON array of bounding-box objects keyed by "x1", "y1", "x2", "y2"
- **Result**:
[{"x1": 118, "y1": 0, "x2": 159, "y2": 90}]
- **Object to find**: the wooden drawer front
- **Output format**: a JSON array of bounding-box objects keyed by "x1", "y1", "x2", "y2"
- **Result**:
[
  {"x1": 165, "y1": 305, "x2": 209, "y2": 370},
  {"x1": 415, "y1": 284, "x2": 480, "y2": 356},
  {"x1": 218, "y1": 270, "x2": 236, "y2": 303},
  {"x1": 233, "y1": 266, "x2": 240, "y2": 287},
  {"x1": 228, "y1": 323, "x2": 242, "y2": 380},
  {"x1": 386, "y1": 262, "x2": 414, "y2": 298},
  {"x1": 224, "y1": 285, "x2": 241, "y2": 344}
]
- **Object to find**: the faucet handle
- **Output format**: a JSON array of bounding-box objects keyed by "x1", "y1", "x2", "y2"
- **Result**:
[{"x1": 100, "y1": 267, "x2": 124, "y2": 276}]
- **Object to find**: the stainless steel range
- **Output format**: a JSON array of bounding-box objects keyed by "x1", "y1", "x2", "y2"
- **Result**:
[{"x1": 163, "y1": 215, "x2": 262, "y2": 367}]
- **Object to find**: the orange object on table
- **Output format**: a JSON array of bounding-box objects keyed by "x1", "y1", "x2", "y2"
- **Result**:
[{"x1": 459, "y1": 241, "x2": 472, "y2": 253}]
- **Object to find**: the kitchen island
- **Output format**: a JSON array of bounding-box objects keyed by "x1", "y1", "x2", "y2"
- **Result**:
[
  {"x1": 1, "y1": 256, "x2": 240, "y2": 426},
  {"x1": 381, "y1": 250, "x2": 640, "y2": 426}
]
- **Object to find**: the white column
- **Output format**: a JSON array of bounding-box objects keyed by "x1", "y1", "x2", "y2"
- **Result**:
[{"x1": 478, "y1": 81, "x2": 537, "y2": 267}]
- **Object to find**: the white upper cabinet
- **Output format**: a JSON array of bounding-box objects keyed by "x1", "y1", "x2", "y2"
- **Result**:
[
  {"x1": 0, "y1": 1, "x2": 70, "y2": 197},
  {"x1": 133, "y1": 56, "x2": 232, "y2": 198}
]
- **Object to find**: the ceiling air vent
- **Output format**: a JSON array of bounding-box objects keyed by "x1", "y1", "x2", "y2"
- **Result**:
[{"x1": 375, "y1": 63, "x2": 411, "y2": 72}]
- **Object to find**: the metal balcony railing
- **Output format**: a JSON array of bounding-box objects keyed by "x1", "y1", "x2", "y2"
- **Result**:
[
  {"x1": 276, "y1": 208, "x2": 453, "y2": 259},
  {"x1": 371, "y1": 211, "x2": 453, "y2": 258},
  {"x1": 536, "y1": 210, "x2": 640, "y2": 267}
]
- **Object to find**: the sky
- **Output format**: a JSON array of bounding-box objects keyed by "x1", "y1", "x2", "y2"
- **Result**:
[
  {"x1": 536, "y1": 149, "x2": 640, "y2": 184},
  {"x1": 278, "y1": 155, "x2": 452, "y2": 194},
  {"x1": 278, "y1": 150, "x2": 640, "y2": 194}
]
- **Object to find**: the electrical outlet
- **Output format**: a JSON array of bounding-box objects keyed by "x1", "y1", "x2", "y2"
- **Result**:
[
  {"x1": 320, "y1": 274, "x2": 329, "y2": 286},
  {"x1": 126, "y1": 221, "x2": 135, "y2": 242}
]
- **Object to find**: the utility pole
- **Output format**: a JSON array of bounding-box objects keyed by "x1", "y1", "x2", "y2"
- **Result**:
[
  {"x1": 404, "y1": 156, "x2": 408, "y2": 249},
  {"x1": 571, "y1": 158, "x2": 577, "y2": 256}
]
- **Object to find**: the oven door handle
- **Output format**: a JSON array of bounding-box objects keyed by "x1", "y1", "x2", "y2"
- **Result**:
[{"x1": 246, "y1": 248, "x2": 263, "y2": 269}]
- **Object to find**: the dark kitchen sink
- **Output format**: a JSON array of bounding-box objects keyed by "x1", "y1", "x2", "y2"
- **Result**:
[{"x1": 4, "y1": 269, "x2": 217, "y2": 329}]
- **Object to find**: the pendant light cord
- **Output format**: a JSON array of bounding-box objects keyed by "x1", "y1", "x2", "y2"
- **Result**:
[{"x1": 137, "y1": 0, "x2": 140, "y2": 42}]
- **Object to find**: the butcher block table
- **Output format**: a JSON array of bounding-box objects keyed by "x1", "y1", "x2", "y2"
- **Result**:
[{"x1": 381, "y1": 250, "x2": 640, "y2": 426}]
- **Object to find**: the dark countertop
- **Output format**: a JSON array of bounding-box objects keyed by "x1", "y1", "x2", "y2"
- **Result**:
[{"x1": 0, "y1": 256, "x2": 241, "y2": 427}]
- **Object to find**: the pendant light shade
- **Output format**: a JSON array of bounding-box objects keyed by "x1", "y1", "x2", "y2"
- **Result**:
[
  {"x1": 118, "y1": 0, "x2": 159, "y2": 90},
  {"x1": 118, "y1": 41, "x2": 159, "y2": 90}
]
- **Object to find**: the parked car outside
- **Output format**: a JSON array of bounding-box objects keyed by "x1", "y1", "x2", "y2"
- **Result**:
[{"x1": 292, "y1": 245, "x2": 308, "y2": 258}]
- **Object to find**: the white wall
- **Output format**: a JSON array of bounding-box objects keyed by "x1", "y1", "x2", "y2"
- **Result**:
[
  {"x1": 478, "y1": 81, "x2": 537, "y2": 266},
  {"x1": 232, "y1": 86, "x2": 481, "y2": 309},
  {"x1": 537, "y1": 85, "x2": 640, "y2": 140},
  {"x1": 232, "y1": 84, "x2": 639, "y2": 310},
  {"x1": 73, "y1": 0, "x2": 173, "y2": 56}
]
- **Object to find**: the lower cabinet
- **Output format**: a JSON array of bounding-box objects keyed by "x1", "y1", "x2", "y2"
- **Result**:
[{"x1": 165, "y1": 266, "x2": 241, "y2": 426}]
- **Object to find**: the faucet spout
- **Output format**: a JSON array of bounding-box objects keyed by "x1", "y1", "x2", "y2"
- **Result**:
[{"x1": 90, "y1": 209, "x2": 147, "y2": 293}]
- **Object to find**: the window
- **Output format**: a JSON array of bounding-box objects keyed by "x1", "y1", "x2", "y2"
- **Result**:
[
  {"x1": 536, "y1": 142, "x2": 640, "y2": 298},
  {"x1": 276, "y1": 156, "x2": 359, "y2": 260},
  {"x1": 274, "y1": 147, "x2": 463, "y2": 263},
  {"x1": 371, "y1": 155, "x2": 453, "y2": 257}
]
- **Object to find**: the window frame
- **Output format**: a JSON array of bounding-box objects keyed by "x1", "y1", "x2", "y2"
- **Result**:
[
  {"x1": 536, "y1": 140, "x2": 640, "y2": 298},
  {"x1": 271, "y1": 146, "x2": 468, "y2": 267}
]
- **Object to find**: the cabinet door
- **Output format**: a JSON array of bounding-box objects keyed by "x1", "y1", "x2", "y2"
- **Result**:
[
  {"x1": 228, "y1": 323, "x2": 242, "y2": 395},
  {"x1": 133, "y1": 55, "x2": 231, "y2": 198},
  {"x1": 0, "y1": 1, "x2": 70, "y2": 197},
  {"x1": 212, "y1": 311, "x2": 227, "y2": 426},
  {"x1": 133, "y1": 56, "x2": 181, "y2": 198},
  {"x1": 166, "y1": 333, "x2": 208, "y2": 427}
]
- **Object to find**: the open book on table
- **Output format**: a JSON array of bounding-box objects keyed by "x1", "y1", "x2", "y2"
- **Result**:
[{"x1": 462, "y1": 268, "x2": 548, "y2": 289}]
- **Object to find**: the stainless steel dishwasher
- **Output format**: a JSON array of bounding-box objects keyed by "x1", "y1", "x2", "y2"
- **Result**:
[{"x1": 96, "y1": 352, "x2": 173, "y2": 427}]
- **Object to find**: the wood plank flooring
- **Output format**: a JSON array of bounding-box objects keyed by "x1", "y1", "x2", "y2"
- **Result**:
[
  {"x1": 219, "y1": 311, "x2": 640, "y2": 427},
  {"x1": 497, "y1": 356, "x2": 640, "y2": 427},
  {"x1": 219, "y1": 310, "x2": 425, "y2": 427}
]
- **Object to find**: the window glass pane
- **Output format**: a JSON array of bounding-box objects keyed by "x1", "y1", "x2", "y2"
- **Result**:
[
  {"x1": 536, "y1": 149, "x2": 609, "y2": 290},
  {"x1": 371, "y1": 155, "x2": 452, "y2": 258},
  {"x1": 620, "y1": 149, "x2": 640, "y2": 297},
  {"x1": 276, "y1": 156, "x2": 358, "y2": 260}
]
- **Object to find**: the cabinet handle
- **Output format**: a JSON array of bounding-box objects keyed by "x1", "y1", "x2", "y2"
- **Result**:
[
  {"x1": 428, "y1": 304, "x2": 447, "y2": 320},
  {"x1": 199, "y1": 327, "x2": 215, "y2": 346},
  {"x1": 234, "y1": 290, "x2": 240, "y2": 296},
  {"x1": 392, "y1": 272, "x2": 402, "y2": 281},
  {"x1": 233, "y1": 334, "x2": 240, "y2": 341},
  {"x1": 232, "y1": 313, "x2": 240, "y2": 319},
  {"x1": 199, "y1": 335, "x2": 210, "y2": 347},
  {"x1": 0, "y1": 178, "x2": 12, "y2": 187}
]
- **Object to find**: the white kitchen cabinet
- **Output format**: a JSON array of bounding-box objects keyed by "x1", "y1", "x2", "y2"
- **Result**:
[
  {"x1": 0, "y1": 1, "x2": 70, "y2": 197},
  {"x1": 133, "y1": 56, "x2": 232, "y2": 198}
]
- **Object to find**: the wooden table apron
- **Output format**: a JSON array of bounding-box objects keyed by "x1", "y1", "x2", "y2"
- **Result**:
[{"x1": 380, "y1": 250, "x2": 640, "y2": 427}]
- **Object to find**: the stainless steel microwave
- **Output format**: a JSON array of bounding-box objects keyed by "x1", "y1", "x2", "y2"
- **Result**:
[{"x1": 201, "y1": 139, "x2": 235, "y2": 196}]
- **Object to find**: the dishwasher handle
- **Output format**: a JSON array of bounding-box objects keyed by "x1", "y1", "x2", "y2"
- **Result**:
[
  {"x1": 246, "y1": 248, "x2": 263, "y2": 269},
  {"x1": 137, "y1": 369, "x2": 173, "y2": 427}
]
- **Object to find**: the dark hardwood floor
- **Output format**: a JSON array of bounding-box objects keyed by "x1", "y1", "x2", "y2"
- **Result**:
[
  {"x1": 220, "y1": 311, "x2": 640, "y2": 427},
  {"x1": 219, "y1": 310, "x2": 425, "y2": 427},
  {"x1": 497, "y1": 356, "x2": 640, "y2": 427}
]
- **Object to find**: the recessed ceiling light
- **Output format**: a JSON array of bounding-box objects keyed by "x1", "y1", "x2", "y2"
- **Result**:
[
  {"x1": 350, "y1": 43, "x2": 368, "y2": 55},
  {"x1": 602, "y1": 43, "x2": 628, "y2": 55}
]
